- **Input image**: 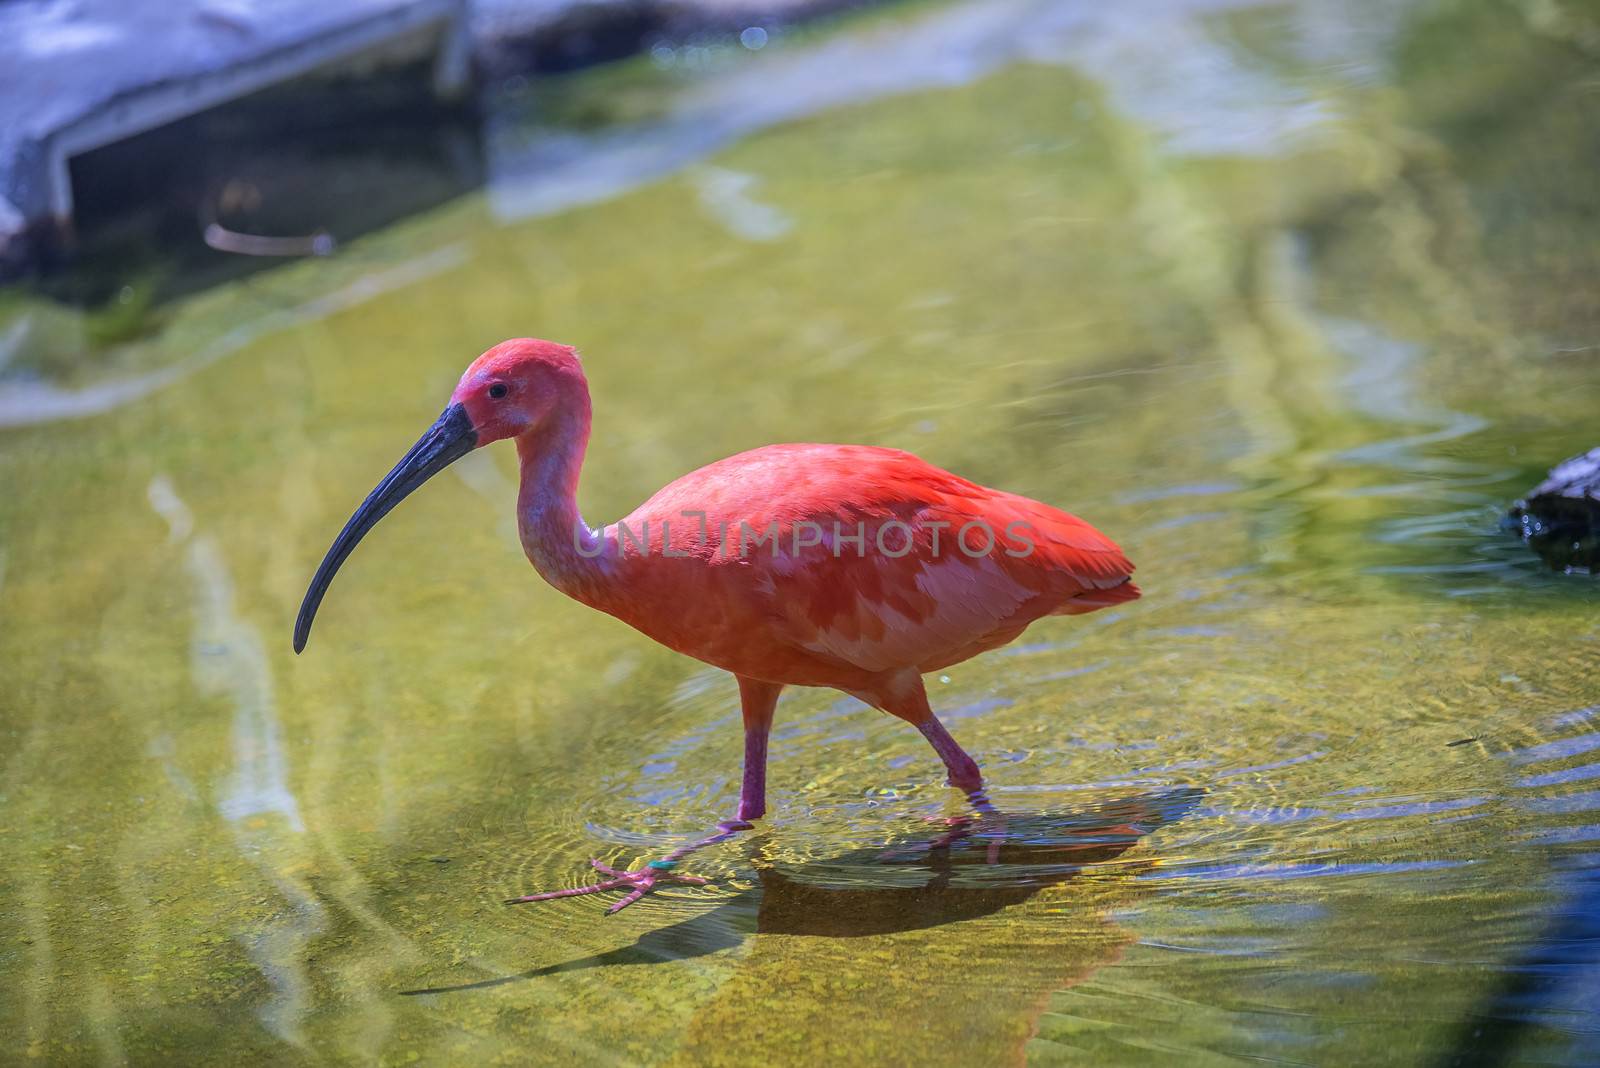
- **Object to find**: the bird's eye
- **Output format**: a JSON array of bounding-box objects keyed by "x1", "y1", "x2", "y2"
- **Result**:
[{"x1": 488, "y1": 383, "x2": 508, "y2": 399}]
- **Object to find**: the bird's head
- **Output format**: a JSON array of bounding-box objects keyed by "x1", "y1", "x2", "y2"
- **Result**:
[
  {"x1": 450, "y1": 337, "x2": 586, "y2": 446},
  {"x1": 293, "y1": 338, "x2": 585, "y2": 653}
]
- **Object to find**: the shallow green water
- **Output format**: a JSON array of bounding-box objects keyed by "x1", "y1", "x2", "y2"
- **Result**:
[{"x1": 3, "y1": 0, "x2": 1600, "y2": 1064}]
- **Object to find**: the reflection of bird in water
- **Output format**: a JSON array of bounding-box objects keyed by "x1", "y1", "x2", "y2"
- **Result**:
[
  {"x1": 407, "y1": 786, "x2": 1201, "y2": 1064},
  {"x1": 757, "y1": 788, "x2": 1201, "y2": 937},
  {"x1": 294, "y1": 339, "x2": 1141, "y2": 910}
]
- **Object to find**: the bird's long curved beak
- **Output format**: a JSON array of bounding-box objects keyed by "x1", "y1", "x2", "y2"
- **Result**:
[{"x1": 294, "y1": 403, "x2": 476, "y2": 653}]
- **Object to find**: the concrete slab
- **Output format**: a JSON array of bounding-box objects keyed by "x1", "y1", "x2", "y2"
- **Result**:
[
  {"x1": 0, "y1": 0, "x2": 877, "y2": 275},
  {"x1": 0, "y1": 0, "x2": 469, "y2": 259}
]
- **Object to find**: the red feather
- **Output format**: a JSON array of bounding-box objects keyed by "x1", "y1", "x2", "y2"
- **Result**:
[{"x1": 592, "y1": 444, "x2": 1137, "y2": 690}]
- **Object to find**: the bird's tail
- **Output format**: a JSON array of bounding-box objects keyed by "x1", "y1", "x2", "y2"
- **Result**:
[{"x1": 1053, "y1": 578, "x2": 1141, "y2": 615}]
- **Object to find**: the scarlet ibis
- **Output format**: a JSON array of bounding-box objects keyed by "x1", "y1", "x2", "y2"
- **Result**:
[{"x1": 295, "y1": 338, "x2": 1139, "y2": 911}]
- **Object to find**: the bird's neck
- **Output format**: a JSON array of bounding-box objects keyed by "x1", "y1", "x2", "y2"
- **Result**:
[{"x1": 514, "y1": 393, "x2": 609, "y2": 605}]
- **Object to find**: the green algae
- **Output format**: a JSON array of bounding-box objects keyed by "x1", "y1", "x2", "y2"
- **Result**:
[{"x1": 2, "y1": 0, "x2": 1599, "y2": 1064}]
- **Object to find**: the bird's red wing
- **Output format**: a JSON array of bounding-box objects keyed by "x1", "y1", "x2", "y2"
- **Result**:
[
  {"x1": 622, "y1": 443, "x2": 1136, "y2": 676},
  {"x1": 755, "y1": 487, "x2": 1136, "y2": 676}
]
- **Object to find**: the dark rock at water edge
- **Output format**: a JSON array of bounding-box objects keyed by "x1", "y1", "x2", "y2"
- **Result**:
[{"x1": 1507, "y1": 447, "x2": 1600, "y2": 573}]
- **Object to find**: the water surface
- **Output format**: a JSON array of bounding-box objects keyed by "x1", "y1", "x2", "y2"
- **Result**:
[{"x1": 2, "y1": 0, "x2": 1599, "y2": 1063}]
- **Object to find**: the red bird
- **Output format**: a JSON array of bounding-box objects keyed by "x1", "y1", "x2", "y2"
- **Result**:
[{"x1": 296, "y1": 339, "x2": 1139, "y2": 910}]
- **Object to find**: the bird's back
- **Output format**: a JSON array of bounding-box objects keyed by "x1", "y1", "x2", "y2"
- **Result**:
[{"x1": 601, "y1": 444, "x2": 1138, "y2": 685}]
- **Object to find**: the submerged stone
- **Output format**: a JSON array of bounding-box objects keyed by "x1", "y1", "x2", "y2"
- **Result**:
[{"x1": 1508, "y1": 447, "x2": 1600, "y2": 572}]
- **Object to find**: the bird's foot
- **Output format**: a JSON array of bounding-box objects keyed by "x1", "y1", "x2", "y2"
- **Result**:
[
  {"x1": 924, "y1": 808, "x2": 1009, "y2": 864},
  {"x1": 505, "y1": 858, "x2": 710, "y2": 914}
]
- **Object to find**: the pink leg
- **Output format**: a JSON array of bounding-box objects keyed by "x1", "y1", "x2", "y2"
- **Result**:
[
  {"x1": 737, "y1": 676, "x2": 782, "y2": 821},
  {"x1": 877, "y1": 676, "x2": 1003, "y2": 861},
  {"x1": 877, "y1": 674, "x2": 985, "y2": 794},
  {"x1": 508, "y1": 676, "x2": 782, "y2": 914},
  {"x1": 916, "y1": 716, "x2": 983, "y2": 792}
]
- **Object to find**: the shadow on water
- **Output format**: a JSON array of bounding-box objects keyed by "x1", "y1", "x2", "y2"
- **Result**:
[
  {"x1": 1442, "y1": 859, "x2": 1600, "y2": 1068},
  {"x1": 403, "y1": 786, "x2": 1203, "y2": 996},
  {"x1": 1440, "y1": 707, "x2": 1600, "y2": 1068}
]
